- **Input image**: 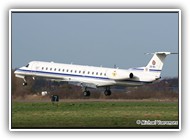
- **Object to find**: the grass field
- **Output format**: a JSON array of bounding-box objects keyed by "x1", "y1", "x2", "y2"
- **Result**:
[{"x1": 11, "y1": 100, "x2": 179, "y2": 129}]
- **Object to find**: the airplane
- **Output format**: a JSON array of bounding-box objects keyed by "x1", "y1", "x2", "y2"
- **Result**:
[{"x1": 14, "y1": 52, "x2": 177, "y2": 96}]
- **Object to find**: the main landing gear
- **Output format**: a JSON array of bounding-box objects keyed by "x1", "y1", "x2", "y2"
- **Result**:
[
  {"x1": 83, "y1": 87, "x2": 112, "y2": 96},
  {"x1": 104, "y1": 87, "x2": 111, "y2": 96},
  {"x1": 83, "y1": 87, "x2": 91, "y2": 96},
  {"x1": 83, "y1": 90, "x2": 91, "y2": 96}
]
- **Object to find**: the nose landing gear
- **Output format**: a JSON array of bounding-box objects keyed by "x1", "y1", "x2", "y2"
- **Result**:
[
  {"x1": 22, "y1": 82, "x2": 27, "y2": 86},
  {"x1": 22, "y1": 77, "x2": 27, "y2": 86}
]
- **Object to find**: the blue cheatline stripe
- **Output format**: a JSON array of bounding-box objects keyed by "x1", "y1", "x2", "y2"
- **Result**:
[
  {"x1": 16, "y1": 68, "x2": 154, "y2": 84},
  {"x1": 17, "y1": 69, "x2": 110, "y2": 80},
  {"x1": 132, "y1": 68, "x2": 161, "y2": 72},
  {"x1": 150, "y1": 69, "x2": 162, "y2": 72}
]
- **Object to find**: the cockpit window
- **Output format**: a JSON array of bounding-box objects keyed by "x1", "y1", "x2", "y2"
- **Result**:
[{"x1": 26, "y1": 64, "x2": 29, "y2": 67}]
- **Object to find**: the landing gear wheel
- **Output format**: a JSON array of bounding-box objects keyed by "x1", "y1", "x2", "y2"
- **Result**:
[
  {"x1": 83, "y1": 90, "x2": 90, "y2": 96},
  {"x1": 104, "y1": 90, "x2": 111, "y2": 96},
  {"x1": 22, "y1": 82, "x2": 27, "y2": 86}
]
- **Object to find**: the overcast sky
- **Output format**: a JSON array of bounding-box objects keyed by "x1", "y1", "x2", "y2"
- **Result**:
[{"x1": 11, "y1": 11, "x2": 179, "y2": 78}]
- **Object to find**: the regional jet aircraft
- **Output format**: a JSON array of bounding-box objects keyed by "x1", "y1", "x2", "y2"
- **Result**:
[{"x1": 14, "y1": 52, "x2": 176, "y2": 96}]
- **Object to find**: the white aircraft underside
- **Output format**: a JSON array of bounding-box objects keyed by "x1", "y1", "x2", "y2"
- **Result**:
[{"x1": 14, "y1": 52, "x2": 175, "y2": 96}]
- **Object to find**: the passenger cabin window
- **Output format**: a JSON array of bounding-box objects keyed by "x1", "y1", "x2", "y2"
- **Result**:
[
  {"x1": 67, "y1": 69, "x2": 69, "y2": 72},
  {"x1": 62, "y1": 69, "x2": 64, "y2": 72},
  {"x1": 42, "y1": 67, "x2": 44, "y2": 70},
  {"x1": 92, "y1": 72, "x2": 94, "y2": 75},
  {"x1": 83, "y1": 71, "x2": 85, "y2": 74},
  {"x1": 54, "y1": 68, "x2": 56, "y2": 71},
  {"x1": 75, "y1": 70, "x2": 77, "y2": 73},
  {"x1": 50, "y1": 68, "x2": 52, "y2": 71},
  {"x1": 46, "y1": 67, "x2": 48, "y2": 70},
  {"x1": 88, "y1": 71, "x2": 90, "y2": 74},
  {"x1": 100, "y1": 73, "x2": 102, "y2": 76},
  {"x1": 104, "y1": 73, "x2": 106, "y2": 76},
  {"x1": 79, "y1": 71, "x2": 81, "y2": 73},
  {"x1": 96, "y1": 72, "x2": 98, "y2": 75},
  {"x1": 58, "y1": 69, "x2": 60, "y2": 71},
  {"x1": 70, "y1": 70, "x2": 73, "y2": 73}
]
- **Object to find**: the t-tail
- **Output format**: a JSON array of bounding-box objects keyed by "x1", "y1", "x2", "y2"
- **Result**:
[{"x1": 145, "y1": 52, "x2": 177, "y2": 78}]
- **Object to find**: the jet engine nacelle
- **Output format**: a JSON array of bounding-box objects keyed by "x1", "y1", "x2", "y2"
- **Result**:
[{"x1": 106, "y1": 69, "x2": 133, "y2": 80}]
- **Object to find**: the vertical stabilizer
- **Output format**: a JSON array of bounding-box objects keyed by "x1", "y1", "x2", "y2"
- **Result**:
[{"x1": 146, "y1": 52, "x2": 172, "y2": 77}]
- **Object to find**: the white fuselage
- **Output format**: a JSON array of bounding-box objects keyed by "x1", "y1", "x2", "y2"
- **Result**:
[
  {"x1": 15, "y1": 61, "x2": 159, "y2": 88},
  {"x1": 14, "y1": 52, "x2": 174, "y2": 96}
]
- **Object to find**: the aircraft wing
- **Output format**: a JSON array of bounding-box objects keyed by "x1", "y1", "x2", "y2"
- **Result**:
[
  {"x1": 68, "y1": 81, "x2": 116, "y2": 89},
  {"x1": 68, "y1": 81, "x2": 97, "y2": 89},
  {"x1": 36, "y1": 76, "x2": 98, "y2": 89}
]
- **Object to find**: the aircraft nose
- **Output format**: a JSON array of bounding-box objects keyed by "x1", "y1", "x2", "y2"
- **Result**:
[
  {"x1": 14, "y1": 69, "x2": 19, "y2": 74},
  {"x1": 14, "y1": 68, "x2": 23, "y2": 74}
]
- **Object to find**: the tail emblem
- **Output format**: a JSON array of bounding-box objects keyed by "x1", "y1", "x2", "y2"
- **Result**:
[{"x1": 152, "y1": 60, "x2": 156, "y2": 65}]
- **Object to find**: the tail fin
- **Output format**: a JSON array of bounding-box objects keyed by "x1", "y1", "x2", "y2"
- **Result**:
[{"x1": 145, "y1": 52, "x2": 176, "y2": 78}]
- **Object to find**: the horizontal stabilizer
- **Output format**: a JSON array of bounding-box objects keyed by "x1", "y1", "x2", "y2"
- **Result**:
[{"x1": 145, "y1": 52, "x2": 178, "y2": 55}]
